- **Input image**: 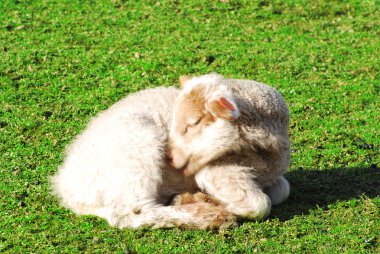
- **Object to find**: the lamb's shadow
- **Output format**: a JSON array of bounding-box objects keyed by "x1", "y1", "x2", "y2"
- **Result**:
[{"x1": 270, "y1": 166, "x2": 380, "y2": 221}]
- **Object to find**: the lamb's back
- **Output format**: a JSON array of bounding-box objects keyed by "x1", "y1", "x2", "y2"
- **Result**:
[
  {"x1": 95, "y1": 86, "x2": 179, "y2": 130},
  {"x1": 63, "y1": 86, "x2": 179, "y2": 169}
]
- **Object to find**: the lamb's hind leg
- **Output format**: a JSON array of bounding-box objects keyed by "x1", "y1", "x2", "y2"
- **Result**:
[
  {"x1": 114, "y1": 201, "x2": 236, "y2": 229},
  {"x1": 114, "y1": 192, "x2": 237, "y2": 229},
  {"x1": 195, "y1": 165, "x2": 271, "y2": 220}
]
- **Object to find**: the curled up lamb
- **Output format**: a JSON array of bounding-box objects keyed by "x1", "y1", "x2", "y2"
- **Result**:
[
  {"x1": 168, "y1": 73, "x2": 291, "y2": 220},
  {"x1": 51, "y1": 73, "x2": 290, "y2": 229}
]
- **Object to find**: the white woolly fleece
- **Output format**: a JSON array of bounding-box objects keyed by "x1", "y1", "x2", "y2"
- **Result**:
[{"x1": 51, "y1": 86, "x2": 241, "y2": 229}]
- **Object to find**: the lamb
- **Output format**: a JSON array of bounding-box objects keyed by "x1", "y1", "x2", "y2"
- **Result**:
[
  {"x1": 168, "y1": 73, "x2": 291, "y2": 220},
  {"x1": 51, "y1": 86, "x2": 235, "y2": 229},
  {"x1": 52, "y1": 73, "x2": 290, "y2": 229}
]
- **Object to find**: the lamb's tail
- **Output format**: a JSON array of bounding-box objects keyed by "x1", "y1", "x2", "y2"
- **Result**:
[{"x1": 115, "y1": 193, "x2": 236, "y2": 229}]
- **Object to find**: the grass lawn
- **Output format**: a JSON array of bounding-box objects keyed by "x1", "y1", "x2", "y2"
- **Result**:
[{"x1": 1, "y1": 0, "x2": 379, "y2": 253}]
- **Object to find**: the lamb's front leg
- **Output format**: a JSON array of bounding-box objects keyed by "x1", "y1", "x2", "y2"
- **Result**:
[{"x1": 195, "y1": 165, "x2": 271, "y2": 220}]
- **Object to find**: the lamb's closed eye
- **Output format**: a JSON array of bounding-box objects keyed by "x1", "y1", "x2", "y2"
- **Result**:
[
  {"x1": 185, "y1": 118, "x2": 202, "y2": 133},
  {"x1": 190, "y1": 118, "x2": 202, "y2": 126}
]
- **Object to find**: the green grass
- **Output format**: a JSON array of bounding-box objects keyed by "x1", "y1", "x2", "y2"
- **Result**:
[{"x1": 1, "y1": 0, "x2": 379, "y2": 253}]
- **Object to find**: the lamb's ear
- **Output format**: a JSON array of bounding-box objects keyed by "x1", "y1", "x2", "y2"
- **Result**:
[
  {"x1": 206, "y1": 97, "x2": 240, "y2": 120},
  {"x1": 179, "y1": 75, "x2": 193, "y2": 89}
]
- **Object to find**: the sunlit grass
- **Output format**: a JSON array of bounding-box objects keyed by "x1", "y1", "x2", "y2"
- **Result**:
[{"x1": 0, "y1": 0, "x2": 379, "y2": 253}]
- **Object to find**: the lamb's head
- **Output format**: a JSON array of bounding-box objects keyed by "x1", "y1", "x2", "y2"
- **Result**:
[{"x1": 168, "y1": 73, "x2": 241, "y2": 176}]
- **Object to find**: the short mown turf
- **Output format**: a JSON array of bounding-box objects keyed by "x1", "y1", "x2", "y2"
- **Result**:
[{"x1": 0, "y1": 0, "x2": 379, "y2": 253}]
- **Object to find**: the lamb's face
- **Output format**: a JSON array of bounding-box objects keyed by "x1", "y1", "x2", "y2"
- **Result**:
[{"x1": 168, "y1": 74, "x2": 240, "y2": 176}]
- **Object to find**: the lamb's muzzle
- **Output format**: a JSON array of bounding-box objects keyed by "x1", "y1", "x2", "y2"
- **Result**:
[{"x1": 167, "y1": 141, "x2": 187, "y2": 168}]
